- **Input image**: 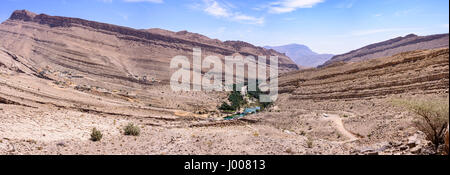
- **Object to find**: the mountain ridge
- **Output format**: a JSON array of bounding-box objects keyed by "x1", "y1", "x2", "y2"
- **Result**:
[
  {"x1": 5, "y1": 9, "x2": 298, "y2": 71},
  {"x1": 320, "y1": 33, "x2": 449, "y2": 67},
  {"x1": 0, "y1": 9, "x2": 299, "y2": 87},
  {"x1": 264, "y1": 44, "x2": 333, "y2": 67}
]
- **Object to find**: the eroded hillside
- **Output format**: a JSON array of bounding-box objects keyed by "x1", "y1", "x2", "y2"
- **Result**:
[{"x1": 321, "y1": 33, "x2": 449, "y2": 67}]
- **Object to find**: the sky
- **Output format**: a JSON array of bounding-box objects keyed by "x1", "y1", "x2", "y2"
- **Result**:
[{"x1": 0, "y1": 0, "x2": 448, "y2": 54}]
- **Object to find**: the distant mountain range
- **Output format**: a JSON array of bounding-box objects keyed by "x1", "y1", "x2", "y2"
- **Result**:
[
  {"x1": 320, "y1": 33, "x2": 449, "y2": 67},
  {"x1": 264, "y1": 44, "x2": 334, "y2": 68}
]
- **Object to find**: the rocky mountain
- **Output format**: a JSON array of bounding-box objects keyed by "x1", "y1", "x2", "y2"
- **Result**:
[
  {"x1": 320, "y1": 33, "x2": 449, "y2": 67},
  {"x1": 0, "y1": 10, "x2": 298, "y2": 87},
  {"x1": 279, "y1": 48, "x2": 449, "y2": 99},
  {"x1": 264, "y1": 44, "x2": 333, "y2": 68}
]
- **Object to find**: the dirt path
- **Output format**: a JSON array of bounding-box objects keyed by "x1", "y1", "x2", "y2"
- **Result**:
[{"x1": 323, "y1": 113, "x2": 359, "y2": 143}]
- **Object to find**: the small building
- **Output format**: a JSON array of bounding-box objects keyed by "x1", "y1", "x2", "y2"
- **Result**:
[{"x1": 240, "y1": 85, "x2": 247, "y2": 96}]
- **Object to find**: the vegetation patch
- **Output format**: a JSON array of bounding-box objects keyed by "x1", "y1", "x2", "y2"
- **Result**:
[
  {"x1": 218, "y1": 82, "x2": 272, "y2": 113},
  {"x1": 392, "y1": 97, "x2": 449, "y2": 151},
  {"x1": 90, "y1": 127, "x2": 103, "y2": 141},
  {"x1": 124, "y1": 123, "x2": 140, "y2": 136}
]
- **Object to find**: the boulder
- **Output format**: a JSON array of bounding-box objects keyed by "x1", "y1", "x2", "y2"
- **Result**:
[
  {"x1": 360, "y1": 147, "x2": 374, "y2": 152},
  {"x1": 407, "y1": 134, "x2": 418, "y2": 148},
  {"x1": 410, "y1": 146, "x2": 422, "y2": 154},
  {"x1": 366, "y1": 151, "x2": 379, "y2": 155}
]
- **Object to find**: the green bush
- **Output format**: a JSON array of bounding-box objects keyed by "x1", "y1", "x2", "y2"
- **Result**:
[
  {"x1": 228, "y1": 91, "x2": 244, "y2": 110},
  {"x1": 247, "y1": 82, "x2": 272, "y2": 110},
  {"x1": 219, "y1": 102, "x2": 234, "y2": 111},
  {"x1": 124, "y1": 123, "x2": 140, "y2": 136},
  {"x1": 218, "y1": 82, "x2": 273, "y2": 112},
  {"x1": 218, "y1": 84, "x2": 244, "y2": 112},
  {"x1": 90, "y1": 128, "x2": 102, "y2": 141},
  {"x1": 247, "y1": 82, "x2": 262, "y2": 99}
]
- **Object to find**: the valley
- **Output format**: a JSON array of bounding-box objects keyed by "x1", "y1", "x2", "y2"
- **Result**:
[{"x1": 0, "y1": 10, "x2": 448, "y2": 155}]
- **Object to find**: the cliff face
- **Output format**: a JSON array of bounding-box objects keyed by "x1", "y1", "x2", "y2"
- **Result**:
[
  {"x1": 320, "y1": 33, "x2": 449, "y2": 67},
  {"x1": 0, "y1": 10, "x2": 298, "y2": 86}
]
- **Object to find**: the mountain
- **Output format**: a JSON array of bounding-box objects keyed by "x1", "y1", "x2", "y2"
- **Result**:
[
  {"x1": 0, "y1": 10, "x2": 298, "y2": 86},
  {"x1": 279, "y1": 48, "x2": 449, "y2": 99},
  {"x1": 264, "y1": 44, "x2": 334, "y2": 68},
  {"x1": 320, "y1": 33, "x2": 449, "y2": 67}
]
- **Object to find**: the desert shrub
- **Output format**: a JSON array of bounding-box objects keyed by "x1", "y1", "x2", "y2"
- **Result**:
[
  {"x1": 124, "y1": 123, "x2": 140, "y2": 136},
  {"x1": 306, "y1": 136, "x2": 314, "y2": 148},
  {"x1": 393, "y1": 98, "x2": 449, "y2": 150},
  {"x1": 218, "y1": 84, "x2": 244, "y2": 112},
  {"x1": 260, "y1": 101, "x2": 272, "y2": 110},
  {"x1": 219, "y1": 82, "x2": 272, "y2": 112},
  {"x1": 90, "y1": 128, "x2": 102, "y2": 141},
  {"x1": 247, "y1": 82, "x2": 262, "y2": 100},
  {"x1": 247, "y1": 82, "x2": 272, "y2": 110},
  {"x1": 219, "y1": 102, "x2": 234, "y2": 111},
  {"x1": 228, "y1": 90, "x2": 244, "y2": 110}
]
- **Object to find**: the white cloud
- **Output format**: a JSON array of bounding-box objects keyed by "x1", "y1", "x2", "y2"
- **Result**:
[
  {"x1": 202, "y1": 0, "x2": 265, "y2": 25},
  {"x1": 351, "y1": 28, "x2": 421, "y2": 36},
  {"x1": 123, "y1": 0, "x2": 163, "y2": 3},
  {"x1": 204, "y1": 0, "x2": 231, "y2": 17},
  {"x1": 232, "y1": 14, "x2": 265, "y2": 24},
  {"x1": 336, "y1": 0, "x2": 355, "y2": 9},
  {"x1": 268, "y1": 0, "x2": 324, "y2": 14}
]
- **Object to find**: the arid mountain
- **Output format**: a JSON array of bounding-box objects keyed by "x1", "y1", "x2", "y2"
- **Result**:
[
  {"x1": 320, "y1": 33, "x2": 449, "y2": 67},
  {"x1": 0, "y1": 10, "x2": 298, "y2": 86},
  {"x1": 279, "y1": 48, "x2": 449, "y2": 99},
  {"x1": 265, "y1": 44, "x2": 334, "y2": 67}
]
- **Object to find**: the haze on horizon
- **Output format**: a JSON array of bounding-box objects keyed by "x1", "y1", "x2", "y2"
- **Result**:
[{"x1": 0, "y1": 0, "x2": 448, "y2": 55}]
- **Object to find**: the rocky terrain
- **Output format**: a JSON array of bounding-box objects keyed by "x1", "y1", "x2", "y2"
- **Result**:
[
  {"x1": 265, "y1": 44, "x2": 333, "y2": 68},
  {"x1": 276, "y1": 48, "x2": 449, "y2": 155},
  {"x1": 0, "y1": 10, "x2": 448, "y2": 155},
  {"x1": 321, "y1": 33, "x2": 449, "y2": 67}
]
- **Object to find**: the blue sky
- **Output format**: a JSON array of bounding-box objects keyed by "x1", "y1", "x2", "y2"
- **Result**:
[{"x1": 0, "y1": 0, "x2": 448, "y2": 54}]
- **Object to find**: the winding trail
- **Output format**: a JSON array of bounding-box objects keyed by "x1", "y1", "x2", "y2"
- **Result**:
[{"x1": 323, "y1": 113, "x2": 359, "y2": 143}]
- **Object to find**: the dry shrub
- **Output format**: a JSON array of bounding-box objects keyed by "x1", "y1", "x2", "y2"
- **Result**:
[
  {"x1": 124, "y1": 123, "x2": 140, "y2": 136},
  {"x1": 306, "y1": 136, "x2": 314, "y2": 148},
  {"x1": 90, "y1": 128, "x2": 102, "y2": 141},
  {"x1": 393, "y1": 97, "x2": 449, "y2": 151}
]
